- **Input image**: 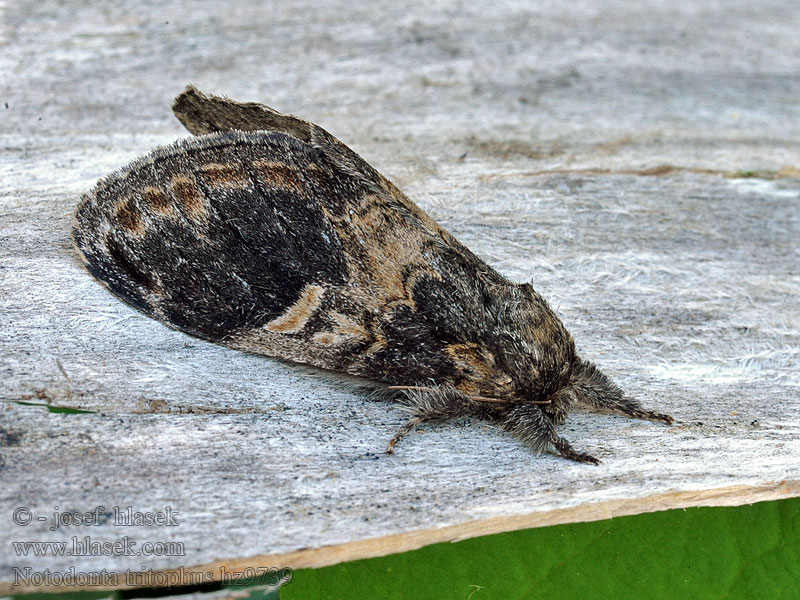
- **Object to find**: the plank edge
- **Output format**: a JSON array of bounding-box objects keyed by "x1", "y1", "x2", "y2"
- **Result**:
[{"x1": 4, "y1": 480, "x2": 798, "y2": 594}]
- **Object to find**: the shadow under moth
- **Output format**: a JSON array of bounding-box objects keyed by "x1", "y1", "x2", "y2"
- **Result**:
[{"x1": 73, "y1": 86, "x2": 672, "y2": 464}]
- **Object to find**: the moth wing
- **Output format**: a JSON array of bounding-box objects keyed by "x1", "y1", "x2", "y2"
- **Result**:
[
  {"x1": 172, "y1": 86, "x2": 456, "y2": 245},
  {"x1": 74, "y1": 106, "x2": 510, "y2": 393}
]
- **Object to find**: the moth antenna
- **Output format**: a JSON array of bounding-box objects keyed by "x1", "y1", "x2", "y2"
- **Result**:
[{"x1": 388, "y1": 386, "x2": 549, "y2": 406}]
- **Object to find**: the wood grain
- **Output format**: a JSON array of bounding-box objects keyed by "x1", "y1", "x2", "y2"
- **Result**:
[{"x1": 1, "y1": 0, "x2": 799, "y2": 593}]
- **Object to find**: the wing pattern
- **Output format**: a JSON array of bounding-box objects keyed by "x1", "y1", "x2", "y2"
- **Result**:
[{"x1": 74, "y1": 123, "x2": 513, "y2": 396}]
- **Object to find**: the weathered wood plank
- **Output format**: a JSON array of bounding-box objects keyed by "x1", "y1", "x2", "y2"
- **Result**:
[{"x1": 1, "y1": 0, "x2": 799, "y2": 593}]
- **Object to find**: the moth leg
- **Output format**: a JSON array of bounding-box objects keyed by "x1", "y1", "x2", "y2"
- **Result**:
[
  {"x1": 571, "y1": 361, "x2": 673, "y2": 424},
  {"x1": 386, "y1": 416, "x2": 424, "y2": 454},
  {"x1": 502, "y1": 404, "x2": 600, "y2": 465},
  {"x1": 386, "y1": 385, "x2": 480, "y2": 454},
  {"x1": 584, "y1": 394, "x2": 674, "y2": 425}
]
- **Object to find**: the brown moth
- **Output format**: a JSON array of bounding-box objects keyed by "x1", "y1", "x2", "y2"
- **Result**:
[{"x1": 73, "y1": 86, "x2": 672, "y2": 464}]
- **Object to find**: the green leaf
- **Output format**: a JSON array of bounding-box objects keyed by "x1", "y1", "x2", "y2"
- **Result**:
[{"x1": 283, "y1": 497, "x2": 800, "y2": 600}]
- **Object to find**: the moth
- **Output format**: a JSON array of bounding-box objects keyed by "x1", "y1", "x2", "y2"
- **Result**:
[{"x1": 73, "y1": 86, "x2": 672, "y2": 464}]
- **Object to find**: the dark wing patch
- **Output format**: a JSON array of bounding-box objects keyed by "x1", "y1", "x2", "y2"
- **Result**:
[{"x1": 74, "y1": 132, "x2": 350, "y2": 342}]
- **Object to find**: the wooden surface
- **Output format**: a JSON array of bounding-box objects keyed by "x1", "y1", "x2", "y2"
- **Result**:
[{"x1": 1, "y1": 0, "x2": 799, "y2": 593}]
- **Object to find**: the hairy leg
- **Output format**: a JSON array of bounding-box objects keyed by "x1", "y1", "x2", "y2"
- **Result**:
[
  {"x1": 582, "y1": 394, "x2": 674, "y2": 424},
  {"x1": 572, "y1": 360, "x2": 673, "y2": 424},
  {"x1": 385, "y1": 385, "x2": 485, "y2": 454},
  {"x1": 501, "y1": 403, "x2": 600, "y2": 464}
]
